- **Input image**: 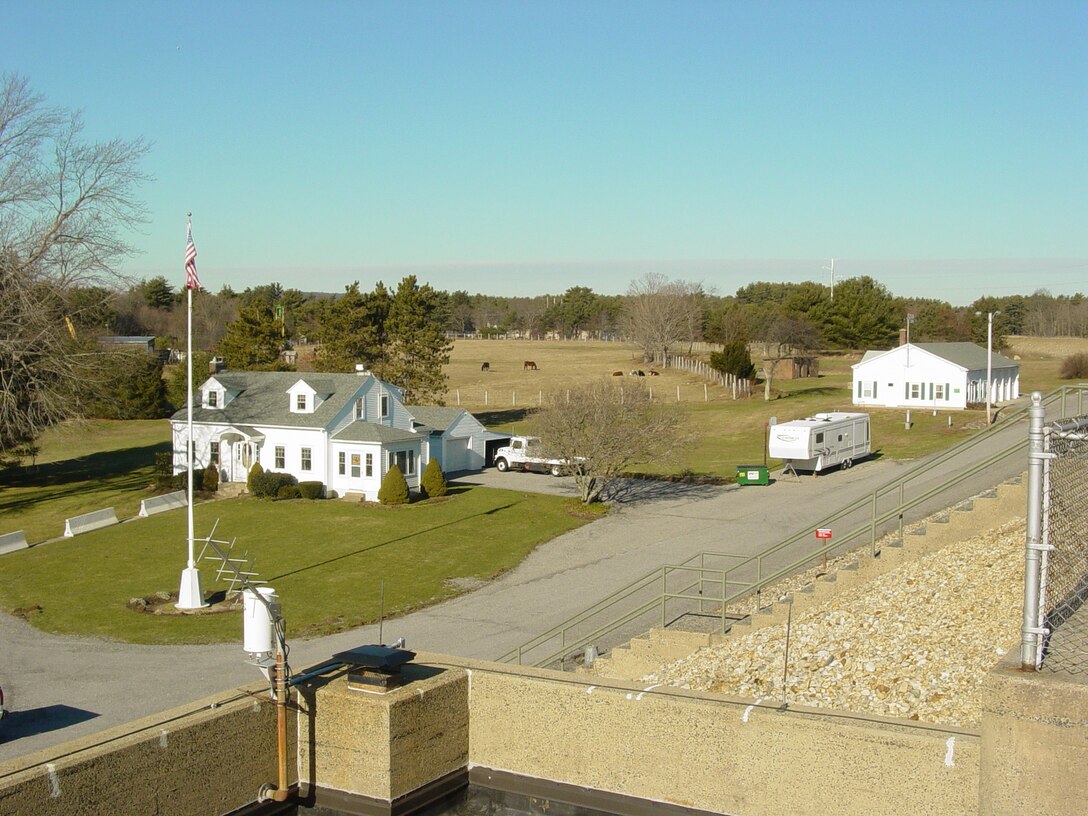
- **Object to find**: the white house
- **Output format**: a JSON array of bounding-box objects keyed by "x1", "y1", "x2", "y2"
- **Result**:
[
  {"x1": 170, "y1": 371, "x2": 499, "y2": 500},
  {"x1": 851, "y1": 342, "x2": 1019, "y2": 411}
]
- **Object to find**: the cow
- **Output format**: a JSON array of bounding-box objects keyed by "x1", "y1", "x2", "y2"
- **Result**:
[
  {"x1": 648, "y1": 369, "x2": 660, "y2": 376},
  {"x1": 481, "y1": 362, "x2": 490, "y2": 372},
  {"x1": 612, "y1": 370, "x2": 624, "y2": 376},
  {"x1": 630, "y1": 369, "x2": 645, "y2": 377},
  {"x1": 523, "y1": 360, "x2": 538, "y2": 371}
]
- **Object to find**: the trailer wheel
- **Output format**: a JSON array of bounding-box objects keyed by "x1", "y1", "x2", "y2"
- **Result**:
[
  {"x1": 842, "y1": 458, "x2": 853, "y2": 469},
  {"x1": 495, "y1": 458, "x2": 510, "y2": 472}
]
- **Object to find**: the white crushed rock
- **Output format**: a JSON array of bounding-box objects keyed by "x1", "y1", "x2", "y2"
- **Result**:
[{"x1": 643, "y1": 518, "x2": 1025, "y2": 728}]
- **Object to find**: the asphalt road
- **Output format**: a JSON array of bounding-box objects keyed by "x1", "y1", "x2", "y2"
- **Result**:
[{"x1": 0, "y1": 410, "x2": 1034, "y2": 767}]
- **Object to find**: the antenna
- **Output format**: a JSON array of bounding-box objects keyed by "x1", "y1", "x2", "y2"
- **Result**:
[
  {"x1": 378, "y1": 577, "x2": 385, "y2": 646},
  {"x1": 822, "y1": 258, "x2": 836, "y2": 301}
]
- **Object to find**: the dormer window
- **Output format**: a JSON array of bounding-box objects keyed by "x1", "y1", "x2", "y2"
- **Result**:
[
  {"x1": 208, "y1": 391, "x2": 218, "y2": 408},
  {"x1": 381, "y1": 394, "x2": 390, "y2": 419},
  {"x1": 354, "y1": 398, "x2": 364, "y2": 420},
  {"x1": 296, "y1": 394, "x2": 307, "y2": 411}
]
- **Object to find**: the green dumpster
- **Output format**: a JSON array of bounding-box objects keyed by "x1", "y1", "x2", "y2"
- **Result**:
[{"x1": 736, "y1": 465, "x2": 770, "y2": 486}]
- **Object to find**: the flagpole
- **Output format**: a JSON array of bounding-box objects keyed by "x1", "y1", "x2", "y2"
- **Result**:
[{"x1": 177, "y1": 213, "x2": 206, "y2": 609}]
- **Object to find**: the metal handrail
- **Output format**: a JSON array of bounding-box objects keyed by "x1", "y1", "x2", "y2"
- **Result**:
[{"x1": 497, "y1": 385, "x2": 1086, "y2": 667}]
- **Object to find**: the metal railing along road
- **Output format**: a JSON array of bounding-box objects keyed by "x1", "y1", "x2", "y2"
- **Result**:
[{"x1": 499, "y1": 385, "x2": 1088, "y2": 669}]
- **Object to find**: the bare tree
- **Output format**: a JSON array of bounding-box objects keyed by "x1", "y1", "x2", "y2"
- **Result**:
[
  {"x1": 0, "y1": 74, "x2": 149, "y2": 457},
  {"x1": 622, "y1": 273, "x2": 702, "y2": 366},
  {"x1": 755, "y1": 314, "x2": 820, "y2": 401},
  {"x1": 532, "y1": 379, "x2": 686, "y2": 504}
]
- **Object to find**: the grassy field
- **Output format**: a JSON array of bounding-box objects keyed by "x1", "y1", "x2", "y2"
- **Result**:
[{"x1": 0, "y1": 483, "x2": 590, "y2": 644}]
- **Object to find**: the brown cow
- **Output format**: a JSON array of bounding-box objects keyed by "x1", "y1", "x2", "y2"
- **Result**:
[
  {"x1": 648, "y1": 369, "x2": 660, "y2": 376},
  {"x1": 481, "y1": 362, "x2": 490, "y2": 372},
  {"x1": 612, "y1": 370, "x2": 624, "y2": 376},
  {"x1": 523, "y1": 360, "x2": 538, "y2": 370}
]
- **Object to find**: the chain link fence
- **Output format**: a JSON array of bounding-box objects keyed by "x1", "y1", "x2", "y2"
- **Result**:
[{"x1": 1022, "y1": 394, "x2": 1088, "y2": 673}]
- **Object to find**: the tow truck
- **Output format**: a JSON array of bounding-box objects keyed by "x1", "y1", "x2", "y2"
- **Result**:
[{"x1": 493, "y1": 435, "x2": 573, "y2": 476}]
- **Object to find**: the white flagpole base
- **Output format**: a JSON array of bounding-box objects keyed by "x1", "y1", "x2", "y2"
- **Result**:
[{"x1": 177, "y1": 567, "x2": 208, "y2": 609}]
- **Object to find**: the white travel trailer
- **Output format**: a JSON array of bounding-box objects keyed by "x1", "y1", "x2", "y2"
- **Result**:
[{"x1": 768, "y1": 412, "x2": 871, "y2": 474}]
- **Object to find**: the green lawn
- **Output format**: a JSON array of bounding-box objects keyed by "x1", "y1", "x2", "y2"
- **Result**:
[
  {"x1": 0, "y1": 420, "x2": 172, "y2": 544},
  {"x1": 0, "y1": 484, "x2": 590, "y2": 644}
]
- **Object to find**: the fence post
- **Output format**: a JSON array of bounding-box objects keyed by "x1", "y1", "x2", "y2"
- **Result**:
[{"x1": 1021, "y1": 391, "x2": 1046, "y2": 670}]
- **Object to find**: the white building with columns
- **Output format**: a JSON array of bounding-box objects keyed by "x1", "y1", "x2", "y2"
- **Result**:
[{"x1": 851, "y1": 342, "x2": 1019, "y2": 411}]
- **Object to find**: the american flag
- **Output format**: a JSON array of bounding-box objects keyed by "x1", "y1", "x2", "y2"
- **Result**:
[{"x1": 185, "y1": 223, "x2": 201, "y2": 291}]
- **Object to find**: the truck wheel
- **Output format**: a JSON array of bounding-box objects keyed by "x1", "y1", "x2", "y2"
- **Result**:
[
  {"x1": 495, "y1": 458, "x2": 509, "y2": 472},
  {"x1": 550, "y1": 465, "x2": 563, "y2": 477}
]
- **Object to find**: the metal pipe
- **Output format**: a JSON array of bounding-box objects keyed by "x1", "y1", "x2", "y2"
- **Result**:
[
  {"x1": 272, "y1": 649, "x2": 289, "y2": 802},
  {"x1": 1021, "y1": 392, "x2": 1046, "y2": 670}
]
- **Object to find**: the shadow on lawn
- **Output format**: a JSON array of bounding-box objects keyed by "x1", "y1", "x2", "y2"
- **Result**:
[{"x1": 0, "y1": 442, "x2": 170, "y2": 489}]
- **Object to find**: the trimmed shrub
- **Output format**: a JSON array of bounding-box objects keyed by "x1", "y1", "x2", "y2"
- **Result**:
[
  {"x1": 298, "y1": 481, "x2": 325, "y2": 500},
  {"x1": 420, "y1": 458, "x2": 448, "y2": 499},
  {"x1": 170, "y1": 468, "x2": 204, "y2": 492},
  {"x1": 378, "y1": 464, "x2": 410, "y2": 505},
  {"x1": 250, "y1": 471, "x2": 298, "y2": 499},
  {"x1": 202, "y1": 464, "x2": 219, "y2": 492},
  {"x1": 1060, "y1": 352, "x2": 1088, "y2": 380},
  {"x1": 246, "y1": 462, "x2": 265, "y2": 493},
  {"x1": 276, "y1": 484, "x2": 302, "y2": 500}
]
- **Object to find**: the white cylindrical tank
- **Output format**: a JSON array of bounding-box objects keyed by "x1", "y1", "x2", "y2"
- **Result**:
[{"x1": 243, "y1": 586, "x2": 278, "y2": 656}]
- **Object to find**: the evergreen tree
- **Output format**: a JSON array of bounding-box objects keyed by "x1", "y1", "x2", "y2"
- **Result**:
[
  {"x1": 378, "y1": 463, "x2": 410, "y2": 505},
  {"x1": 709, "y1": 341, "x2": 755, "y2": 379},
  {"x1": 82, "y1": 351, "x2": 169, "y2": 419},
  {"x1": 420, "y1": 458, "x2": 448, "y2": 498},
  {"x1": 314, "y1": 281, "x2": 391, "y2": 372},
  {"x1": 382, "y1": 276, "x2": 452, "y2": 404},
  {"x1": 217, "y1": 301, "x2": 285, "y2": 370},
  {"x1": 812, "y1": 276, "x2": 898, "y2": 349}
]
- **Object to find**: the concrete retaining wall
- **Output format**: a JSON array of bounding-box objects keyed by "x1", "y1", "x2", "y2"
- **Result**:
[
  {"x1": 1, "y1": 651, "x2": 1084, "y2": 816},
  {"x1": 0, "y1": 688, "x2": 286, "y2": 816}
]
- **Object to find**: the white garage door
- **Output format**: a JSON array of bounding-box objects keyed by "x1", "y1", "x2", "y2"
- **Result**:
[{"x1": 443, "y1": 438, "x2": 470, "y2": 472}]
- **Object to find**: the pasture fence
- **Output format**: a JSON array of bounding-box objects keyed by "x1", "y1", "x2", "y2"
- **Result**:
[
  {"x1": 1022, "y1": 391, "x2": 1088, "y2": 674},
  {"x1": 449, "y1": 379, "x2": 750, "y2": 409},
  {"x1": 652, "y1": 351, "x2": 753, "y2": 399}
]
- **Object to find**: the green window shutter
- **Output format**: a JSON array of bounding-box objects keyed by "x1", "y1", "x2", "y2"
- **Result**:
[
  {"x1": 874, "y1": 381, "x2": 878, "y2": 398},
  {"x1": 945, "y1": 383, "x2": 950, "y2": 401},
  {"x1": 857, "y1": 380, "x2": 862, "y2": 398},
  {"x1": 929, "y1": 383, "x2": 934, "y2": 400},
  {"x1": 905, "y1": 381, "x2": 910, "y2": 399}
]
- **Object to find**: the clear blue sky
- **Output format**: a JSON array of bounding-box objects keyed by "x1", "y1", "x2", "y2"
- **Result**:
[{"x1": 4, "y1": 1, "x2": 1085, "y2": 305}]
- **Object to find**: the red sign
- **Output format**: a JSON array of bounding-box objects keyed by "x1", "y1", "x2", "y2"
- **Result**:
[{"x1": 815, "y1": 528, "x2": 832, "y2": 540}]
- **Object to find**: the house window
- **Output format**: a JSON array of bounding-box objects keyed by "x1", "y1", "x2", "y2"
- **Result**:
[
  {"x1": 909, "y1": 383, "x2": 922, "y2": 400},
  {"x1": 301, "y1": 448, "x2": 312, "y2": 471},
  {"x1": 365, "y1": 453, "x2": 373, "y2": 477},
  {"x1": 351, "y1": 453, "x2": 361, "y2": 478},
  {"x1": 394, "y1": 450, "x2": 415, "y2": 476},
  {"x1": 338, "y1": 452, "x2": 346, "y2": 476},
  {"x1": 207, "y1": 391, "x2": 218, "y2": 408},
  {"x1": 275, "y1": 446, "x2": 285, "y2": 469},
  {"x1": 381, "y1": 395, "x2": 390, "y2": 419},
  {"x1": 296, "y1": 394, "x2": 307, "y2": 411},
  {"x1": 209, "y1": 442, "x2": 220, "y2": 465},
  {"x1": 354, "y1": 398, "x2": 364, "y2": 420},
  {"x1": 934, "y1": 383, "x2": 946, "y2": 400}
]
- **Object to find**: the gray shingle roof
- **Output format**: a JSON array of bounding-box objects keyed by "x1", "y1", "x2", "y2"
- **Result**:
[
  {"x1": 915, "y1": 342, "x2": 1018, "y2": 370},
  {"x1": 332, "y1": 423, "x2": 419, "y2": 443},
  {"x1": 406, "y1": 406, "x2": 465, "y2": 433},
  {"x1": 170, "y1": 370, "x2": 371, "y2": 428}
]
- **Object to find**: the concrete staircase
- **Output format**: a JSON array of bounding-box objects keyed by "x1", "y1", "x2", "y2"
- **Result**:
[{"x1": 588, "y1": 475, "x2": 1027, "y2": 682}]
